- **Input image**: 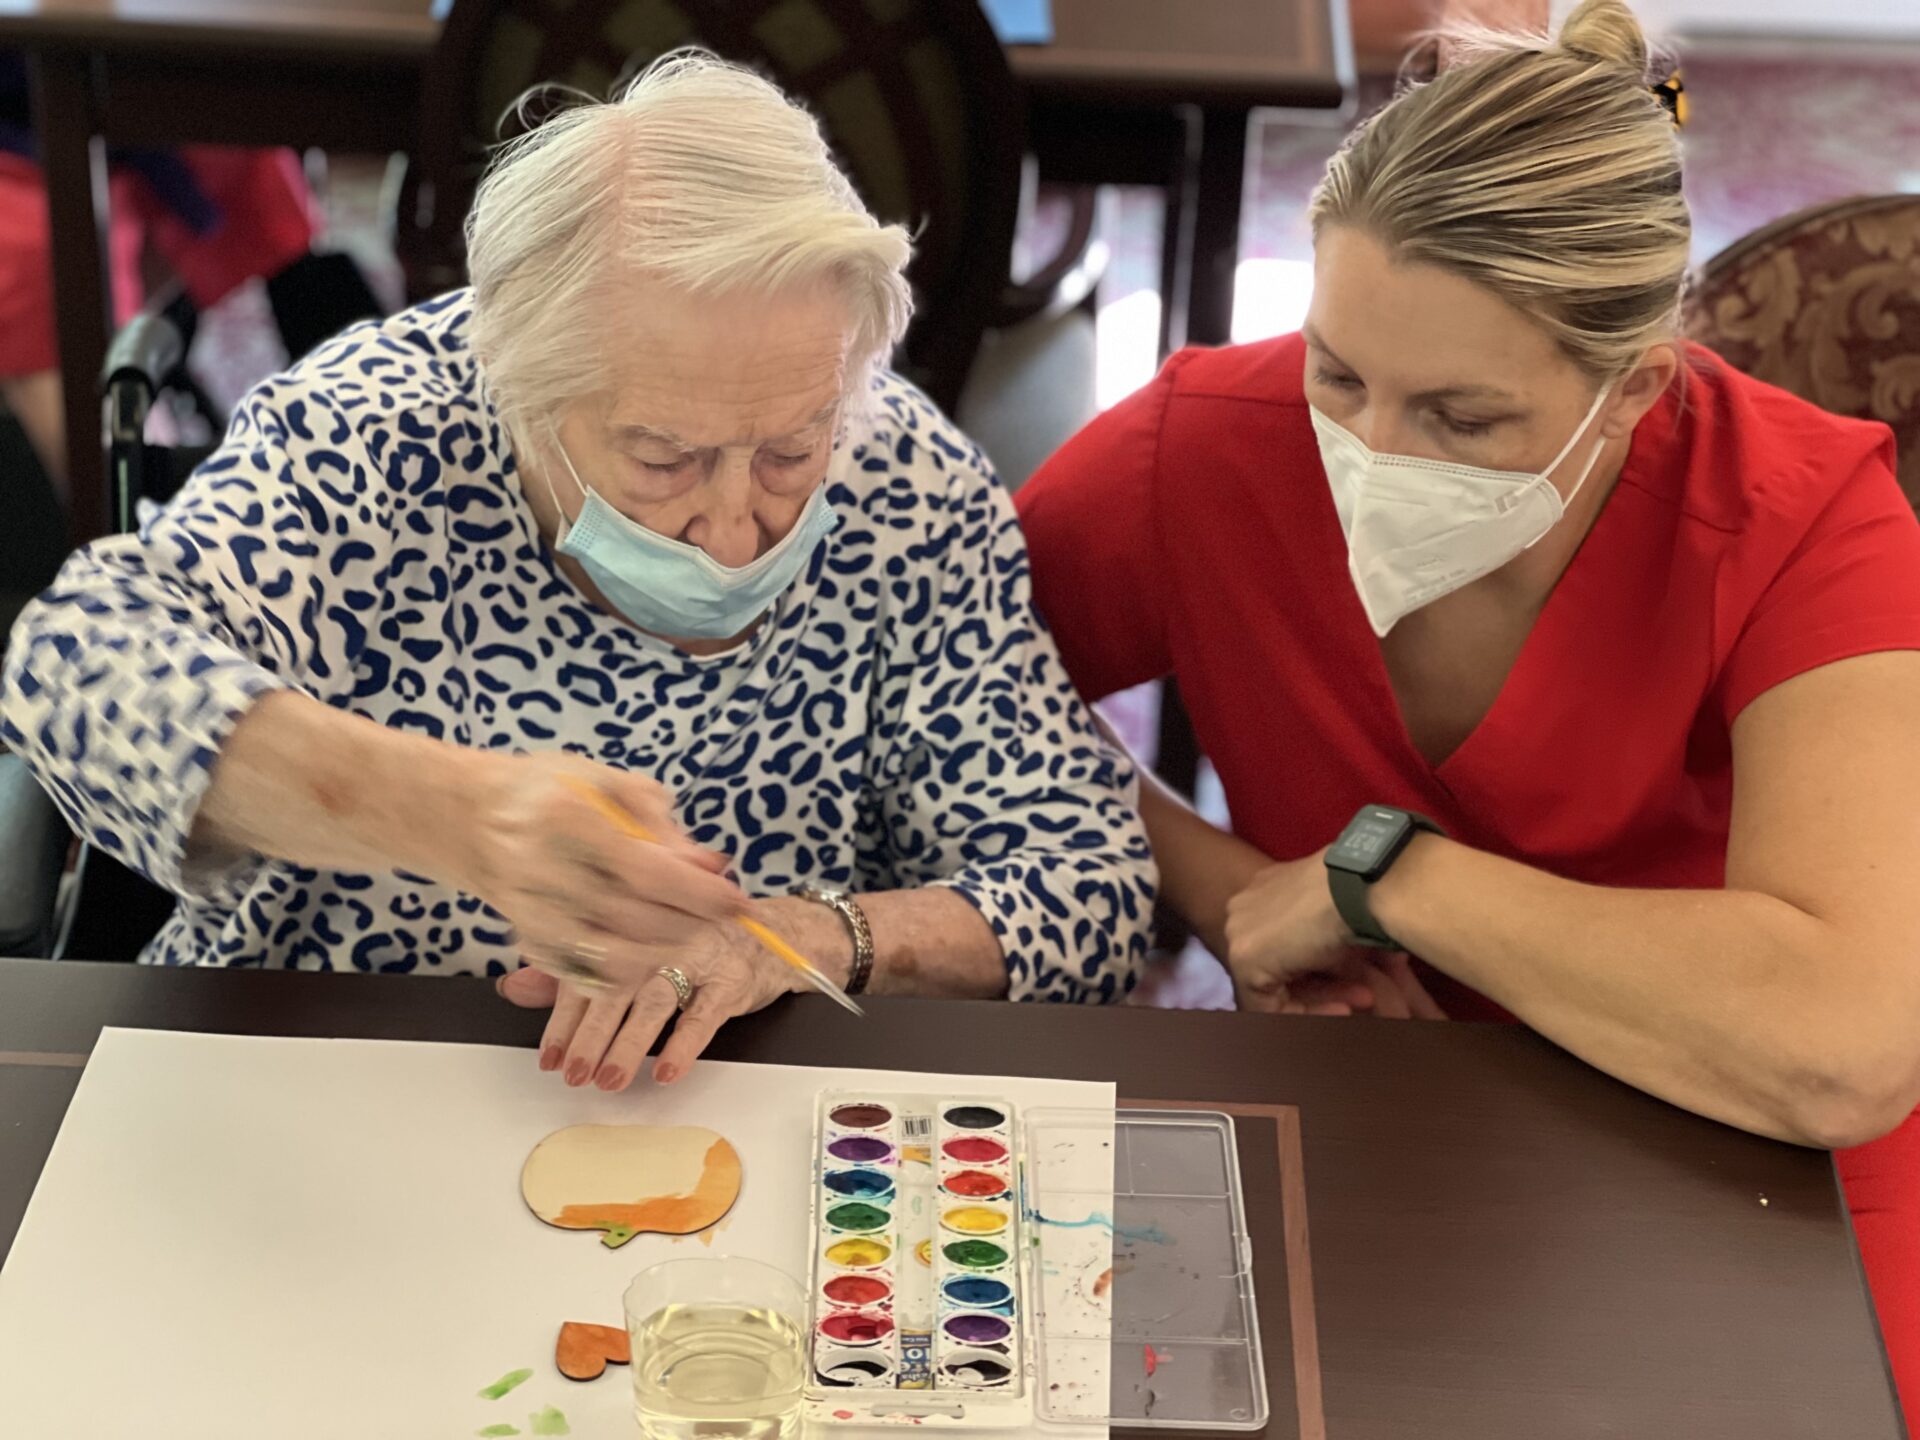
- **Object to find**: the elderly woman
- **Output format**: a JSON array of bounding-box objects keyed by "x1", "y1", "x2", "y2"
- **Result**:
[{"x1": 0, "y1": 55, "x2": 1154, "y2": 1089}]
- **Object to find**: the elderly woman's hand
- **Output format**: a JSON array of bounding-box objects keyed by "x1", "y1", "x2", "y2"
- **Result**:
[
  {"x1": 453, "y1": 751, "x2": 749, "y2": 987},
  {"x1": 497, "y1": 913, "x2": 804, "y2": 1090}
]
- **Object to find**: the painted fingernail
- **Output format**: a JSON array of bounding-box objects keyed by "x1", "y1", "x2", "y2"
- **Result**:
[
  {"x1": 539, "y1": 1045, "x2": 562, "y2": 1072},
  {"x1": 654, "y1": 1061, "x2": 679, "y2": 1084},
  {"x1": 596, "y1": 1065, "x2": 626, "y2": 1091},
  {"x1": 565, "y1": 1058, "x2": 590, "y2": 1086}
]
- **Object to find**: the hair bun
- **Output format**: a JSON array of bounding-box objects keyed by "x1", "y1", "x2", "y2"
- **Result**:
[{"x1": 1555, "y1": 0, "x2": 1650, "y2": 75}]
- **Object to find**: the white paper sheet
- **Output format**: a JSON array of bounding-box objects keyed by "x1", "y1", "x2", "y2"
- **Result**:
[{"x1": 0, "y1": 1027, "x2": 1112, "y2": 1438}]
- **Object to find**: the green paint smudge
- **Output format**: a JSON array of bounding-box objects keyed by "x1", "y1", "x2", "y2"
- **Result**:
[
  {"x1": 528, "y1": 1405, "x2": 571, "y2": 1436},
  {"x1": 476, "y1": 1427, "x2": 521, "y2": 1438},
  {"x1": 598, "y1": 1224, "x2": 638, "y2": 1249},
  {"x1": 477, "y1": 1368, "x2": 533, "y2": 1400}
]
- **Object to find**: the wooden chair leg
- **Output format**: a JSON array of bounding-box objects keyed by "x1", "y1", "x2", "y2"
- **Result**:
[{"x1": 1152, "y1": 678, "x2": 1203, "y2": 954}]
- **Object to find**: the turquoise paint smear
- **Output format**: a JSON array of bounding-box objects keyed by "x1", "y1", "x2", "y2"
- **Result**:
[
  {"x1": 478, "y1": 1368, "x2": 534, "y2": 1400},
  {"x1": 1027, "y1": 1209, "x2": 1170, "y2": 1245},
  {"x1": 528, "y1": 1405, "x2": 571, "y2": 1437}
]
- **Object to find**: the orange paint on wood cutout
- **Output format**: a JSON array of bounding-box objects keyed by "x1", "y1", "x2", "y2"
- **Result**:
[
  {"x1": 522, "y1": 1125, "x2": 743, "y2": 1249},
  {"x1": 556, "y1": 1322, "x2": 632, "y2": 1382}
]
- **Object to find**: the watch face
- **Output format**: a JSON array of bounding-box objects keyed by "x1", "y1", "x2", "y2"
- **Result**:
[{"x1": 1331, "y1": 809, "x2": 1409, "y2": 878}]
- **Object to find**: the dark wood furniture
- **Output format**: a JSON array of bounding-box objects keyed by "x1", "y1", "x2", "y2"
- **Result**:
[
  {"x1": 0, "y1": 957, "x2": 1900, "y2": 1439},
  {"x1": 0, "y1": 0, "x2": 1350, "y2": 546}
]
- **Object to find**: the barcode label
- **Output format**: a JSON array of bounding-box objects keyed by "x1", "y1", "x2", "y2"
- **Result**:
[{"x1": 902, "y1": 1116, "x2": 933, "y2": 1140}]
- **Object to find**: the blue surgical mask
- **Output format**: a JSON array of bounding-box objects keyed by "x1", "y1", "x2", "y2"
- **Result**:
[{"x1": 542, "y1": 427, "x2": 839, "y2": 641}]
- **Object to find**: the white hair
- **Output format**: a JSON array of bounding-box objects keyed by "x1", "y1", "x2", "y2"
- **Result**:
[{"x1": 465, "y1": 50, "x2": 915, "y2": 435}]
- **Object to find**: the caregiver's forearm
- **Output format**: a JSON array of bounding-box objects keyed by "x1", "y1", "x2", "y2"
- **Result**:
[
  {"x1": 759, "y1": 890, "x2": 1009, "y2": 999},
  {"x1": 188, "y1": 689, "x2": 475, "y2": 883},
  {"x1": 1136, "y1": 771, "x2": 1268, "y2": 958},
  {"x1": 1373, "y1": 836, "x2": 1920, "y2": 1148}
]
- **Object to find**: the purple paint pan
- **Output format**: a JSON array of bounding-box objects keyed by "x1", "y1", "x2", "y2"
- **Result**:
[
  {"x1": 827, "y1": 1135, "x2": 893, "y2": 1164},
  {"x1": 942, "y1": 1313, "x2": 1013, "y2": 1345}
]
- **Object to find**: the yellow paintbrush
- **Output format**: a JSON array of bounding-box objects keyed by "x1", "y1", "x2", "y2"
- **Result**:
[{"x1": 561, "y1": 777, "x2": 867, "y2": 1017}]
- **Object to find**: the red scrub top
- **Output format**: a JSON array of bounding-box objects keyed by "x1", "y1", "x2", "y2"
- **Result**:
[{"x1": 1017, "y1": 332, "x2": 1920, "y2": 1421}]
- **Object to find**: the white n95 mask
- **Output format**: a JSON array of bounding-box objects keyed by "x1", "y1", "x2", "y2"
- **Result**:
[{"x1": 1311, "y1": 385, "x2": 1612, "y2": 637}]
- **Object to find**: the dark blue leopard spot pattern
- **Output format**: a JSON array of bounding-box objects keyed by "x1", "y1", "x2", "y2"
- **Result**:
[{"x1": 0, "y1": 290, "x2": 1155, "y2": 1000}]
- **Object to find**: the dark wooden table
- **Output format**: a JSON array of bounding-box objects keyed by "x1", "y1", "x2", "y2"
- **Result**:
[
  {"x1": 0, "y1": 0, "x2": 1348, "y2": 547},
  {"x1": 0, "y1": 957, "x2": 1899, "y2": 1439}
]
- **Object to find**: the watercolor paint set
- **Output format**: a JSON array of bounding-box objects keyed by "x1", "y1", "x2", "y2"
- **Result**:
[{"x1": 804, "y1": 1093, "x2": 1267, "y2": 1434}]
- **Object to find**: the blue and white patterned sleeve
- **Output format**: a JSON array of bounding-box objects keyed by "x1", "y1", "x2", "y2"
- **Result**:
[
  {"x1": 0, "y1": 384, "x2": 393, "y2": 901},
  {"x1": 870, "y1": 429, "x2": 1158, "y2": 1003}
]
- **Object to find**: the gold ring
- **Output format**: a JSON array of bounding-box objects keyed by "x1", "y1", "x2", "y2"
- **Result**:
[{"x1": 656, "y1": 965, "x2": 694, "y2": 1011}]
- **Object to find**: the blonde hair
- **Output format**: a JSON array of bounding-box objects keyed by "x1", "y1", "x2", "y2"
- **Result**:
[
  {"x1": 1309, "y1": 0, "x2": 1688, "y2": 383},
  {"x1": 466, "y1": 51, "x2": 914, "y2": 435}
]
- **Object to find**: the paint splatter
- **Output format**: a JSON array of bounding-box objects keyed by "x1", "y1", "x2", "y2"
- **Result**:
[
  {"x1": 477, "y1": 1427, "x2": 520, "y2": 1438},
  {"x1": 899, "y1": 1144, "x2": 933, "y2": 1165},
  {"x1": 1029, "y1": 1209, "x2": 1170, "y2": 1245},
  {"x1": 1093, "y1": 1267, "x2": 1115, "y2": 1298},
  {"x1": 914, "y1": 1238, "x2": 934, "y2": 1267},
  {"x1": 478, "y1": 1368, "x2": 533, "y2": 1400},
  {"x1": 833, "y1": 1411, "x2": 855, "y2": 1421},
  {"x1": 527, "y1": 1405, "x2": 571, "y2": 1436},
  {"x1": 1143, "y1": 1344, "x2": 1162, "y2": 1377}
]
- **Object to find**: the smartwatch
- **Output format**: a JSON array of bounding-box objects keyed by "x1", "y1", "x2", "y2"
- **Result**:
[{"x1": 1325, "y1": 806, "x2": 1444, "y2": 949}]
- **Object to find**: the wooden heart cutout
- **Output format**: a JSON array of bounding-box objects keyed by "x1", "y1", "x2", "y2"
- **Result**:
[{"x1": 556, "y1": 1321, "x2": 631, "y2": 1382}]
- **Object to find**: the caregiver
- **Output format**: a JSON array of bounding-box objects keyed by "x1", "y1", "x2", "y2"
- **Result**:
[{"x1": 1017, "y1": 0, "x2": 1920, "y2": 1420}]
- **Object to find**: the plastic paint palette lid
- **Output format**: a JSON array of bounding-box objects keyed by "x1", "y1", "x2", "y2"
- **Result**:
[{"x1": 1024, "y1": 1108, "x2": 1269, "y2": 1432}]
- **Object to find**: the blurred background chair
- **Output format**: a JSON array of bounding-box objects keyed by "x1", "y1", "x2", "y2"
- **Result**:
[
  {"x1": 1685, "y1": 193, "x2": 1920, "y2": 503},
  {"x1": 402, "y1": 0, "x2": 1100, "y2": 490},
  {"x1": 0, "y1": 313, "x2": 210, "y2": 961}
]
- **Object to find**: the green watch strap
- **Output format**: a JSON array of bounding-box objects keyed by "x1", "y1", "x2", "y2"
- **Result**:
[{"x1": 1329, "y1": 866, "x2": 1398, "y2": 949}]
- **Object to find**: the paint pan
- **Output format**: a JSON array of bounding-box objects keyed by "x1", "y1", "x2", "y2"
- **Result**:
[
  {"x1": 940, "y1": 1168, "x2": 1009, "y2": 1199},
  {"x1": 939, "y1": 1276, "x2": 1012, "y2": 1311},
  {"x1": 829, "y1": 1102, "x2": 894, "y2": 1131},
  {"x1": 941, "y1": 1104, "x2": 1006, "y2": 1131},
  {"x1": 824, "y1": 1168, "x2": 895, "y2": 1200},
  {"x1": 819, "y1": 1310, "x2": 896, "y2": 1347},
  {"x1": 942, "y1": 1312, "x2": 1013, "y2": 1346},
  {"x1": 940, "y1": 1238, "x2": 1009, "y2": 1271},
  {"x1": 824, "y1": 1236, "x2": 893, "y2": 1269},
  {"x1": 939, "y1": 1347, "x2": 1015, "y2": 1389},
  {"x1": 815, "y1": 1346, "x2": 898, "y2": 1389},
  {"x1": 828, "y1": 1135, "x2": 894, "y2": 1165},
  {"x1": 939, "y1": 1204, "x2": 1009, "y2": 1237},
  {"x1": 939, "y1": 1135, "x2": 1007, "y2": 1165},
  {"x1": 825, "y1": 1201, "x2": 892, "y2": 1234},
  {"x1": 822, "y1": 1274, "x2": 893, "y2": 1309}
]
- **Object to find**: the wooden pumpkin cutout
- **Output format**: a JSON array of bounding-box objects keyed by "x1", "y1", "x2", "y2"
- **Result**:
[{"x1": 521, "y1": 1124, "x2": 742, "y2": 1249}]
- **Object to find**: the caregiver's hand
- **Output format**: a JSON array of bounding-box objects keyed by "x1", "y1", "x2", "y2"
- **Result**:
[
  {"x1": 1276, "y1": 954, "x2": 1447, "y2": 1020},
  {"x1": 451, "y1": 751, "x2": 748, "y2": 988},
  {"x1": 498, "y1": 908, "x2": 804, "y2": 1091},
  {"x1": 1224, "y1": 849, "x2": 1376, "y2": 1012}
]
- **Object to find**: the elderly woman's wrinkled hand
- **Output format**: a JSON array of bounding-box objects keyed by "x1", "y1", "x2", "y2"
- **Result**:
[
  {"x1": 453, "y1": 750, "x2": 748, "y2": 988},
  {"x1": 497, "y1": 915, "x2": 804, "y2": 1090}
]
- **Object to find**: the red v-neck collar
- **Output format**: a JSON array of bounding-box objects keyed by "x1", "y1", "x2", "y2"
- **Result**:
[{"x1": 1348, "y1": 420, "x2": 1659, "y2": 789}]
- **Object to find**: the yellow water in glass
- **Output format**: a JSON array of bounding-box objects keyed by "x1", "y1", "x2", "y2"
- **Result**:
[
  {"x1": 942, "y1": 1205, "x2": 1009, "y2": 1235},
  {"x1": 630, "y1": 1302, "x2": 805, "y2": 1440},
  {"x1": 825, "y1": 1237, "x2": 891, "y2": 1267}
]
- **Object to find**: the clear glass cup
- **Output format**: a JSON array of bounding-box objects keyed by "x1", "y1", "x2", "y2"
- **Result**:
[{"x1": 624, "y1": 1256, "x2": 808, "y2": 1440}]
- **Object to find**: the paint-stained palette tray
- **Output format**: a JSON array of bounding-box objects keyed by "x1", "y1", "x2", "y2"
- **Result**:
[{"x1": 805, "y1": 1094, "x2": 1267, "y2": 1434}]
